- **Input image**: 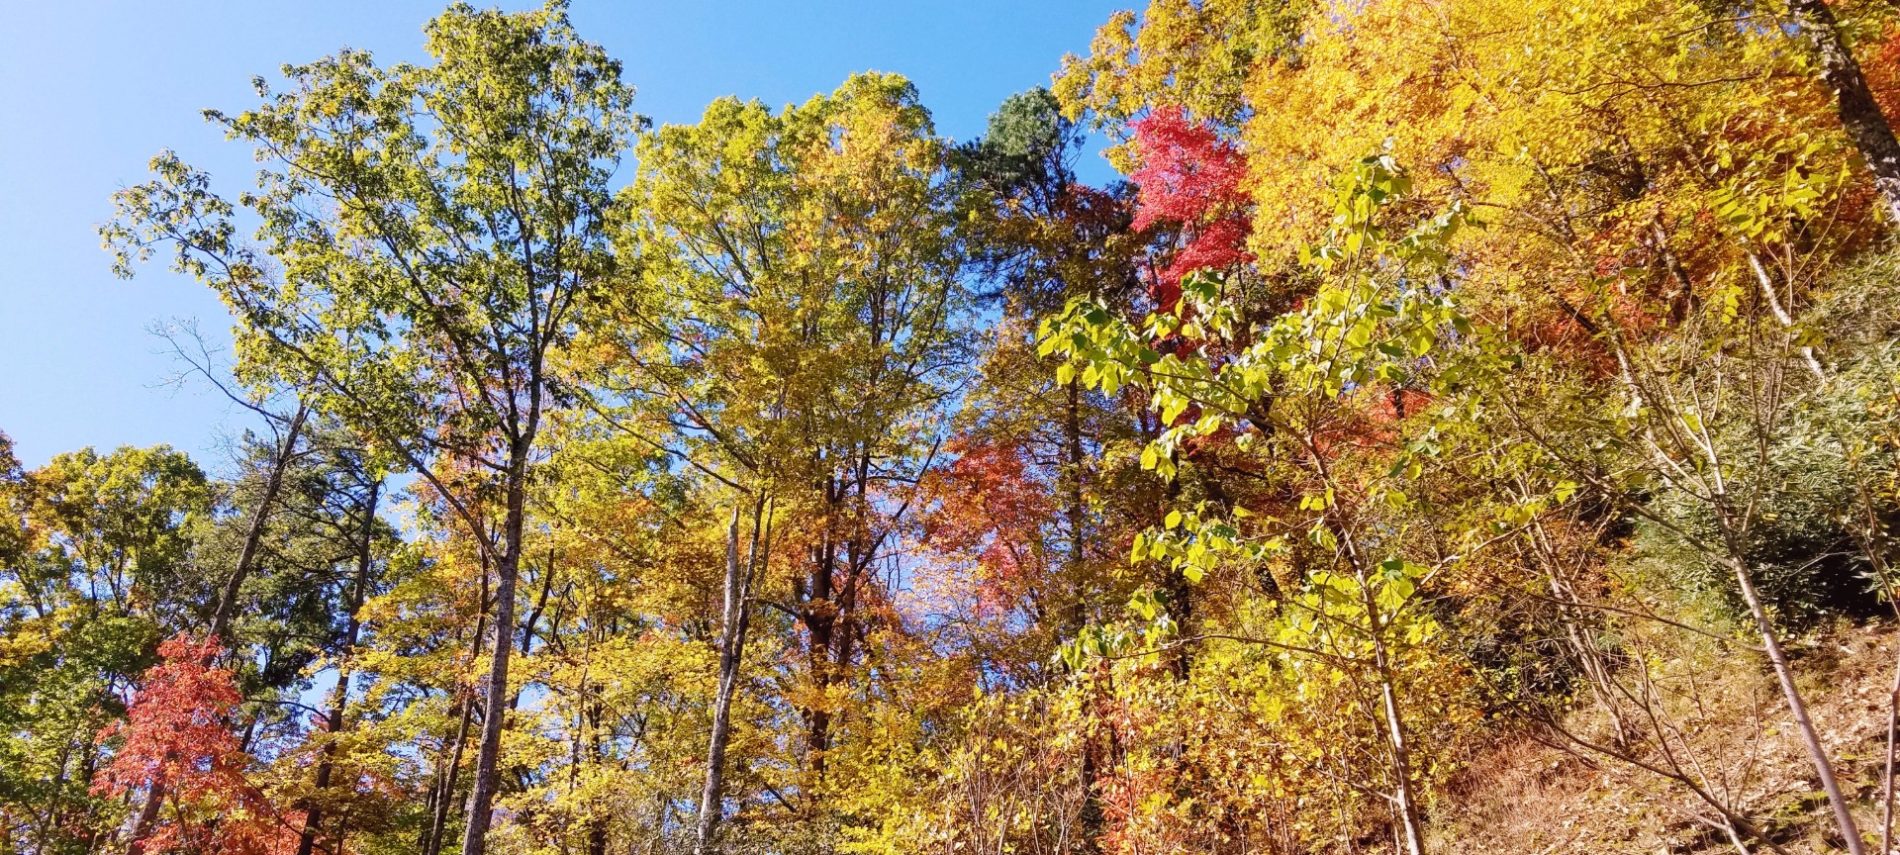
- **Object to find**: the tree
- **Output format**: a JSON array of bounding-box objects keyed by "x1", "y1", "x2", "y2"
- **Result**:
[
  {"x1": 100, "y1": 5, "x2": 638, "y2": 852},
  {"x1": 1043, "y1": 155, "x2": 1489, "y2": 854},
  {"x1": 1788, "y1": 0, "x2": 1900, "y2": 223},
  {"x1": 955, "y1": 87, "x2": 1150, "y2": 640},
  {"x1": 147, "y1": 319, "x2": 318, "y2": 647},
  {"x1": 32, "y1": 2, "x2": 1900, "y2": 853},
  {"x1": 1495, "y1": 282, "x2": 1876, "y2": 853},
  {"x1": 279, "y1": 436, "x2": 389, "y2": 855},
  {"x1": 92, "y1": 634, "x2": 282, "y2": 855},
  {"x1": 604, "y1": 71, "x2": 971, "y2": 847},
  {"x1": 0, "y1": 443, "x2": 212, "y2": 854}
]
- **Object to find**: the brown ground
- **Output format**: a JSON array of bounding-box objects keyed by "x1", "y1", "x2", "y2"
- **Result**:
[{"x1": 1435, "y1": 621, "x2": 1900, "y2": 854}]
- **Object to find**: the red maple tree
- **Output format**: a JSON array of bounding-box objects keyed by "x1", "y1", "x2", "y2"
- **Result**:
[
  {"x1": 917, "y1": 437, "x2": 1058, "y2": 614},
  {"x1": 1128, "y1": 106, "x2": 1252, "y2": 310},
  {"x1": 94, "y1": 633, "x2": 291, "y2": 855}
]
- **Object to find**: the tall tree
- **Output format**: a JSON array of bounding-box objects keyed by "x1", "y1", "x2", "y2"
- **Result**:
[
  {"x1": 605, "y1": 72, "x2": 970, "y2": 844},
  {"x1": 957, "y1": 88, "x2": 1147, "y2": 640},
  {"x1": 283, "y1": 434, "x2": 389, "y2": 855},
  {"x1": 1789, "y1": 0, "x2": 1900, "y2": 223},
  {"x1": 149, "y1": 319, "x2": 317, "y2": 646},
  {"x1": 101, "y1": 4, "x2": 638, "y2": 852}
]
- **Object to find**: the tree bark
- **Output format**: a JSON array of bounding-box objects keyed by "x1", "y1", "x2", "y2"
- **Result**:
[
  {"x1": 1327, "y1": 484, "x2": 1426, "y2": 855},
  {"x1": 1882, "y1": 653, "x2": 1899, "y2": 855},
  {"x1": 1729, "y1": 552, "x2": 1866, "y2": 855},
  {"x1": 1357, "y1": 565, "x2": 1427, "y2": 855},
  {"x1": 122, "y1": 780, "x2": 164, "y2": 855},
  {"x1": 460, "y1": 451, "x2": 529, "y2": 855},
  {"x1": 423, "y1": 698, "x2": 475, "y2": 855},
  {"x1": 1744, "y1": 252, "x2": 1826, "y2": 381},
  {"x1": 1061, "y1": 379, "x2": 1108, "y2": 855},
  {"x1": 800, "y1": 484, "x2": 840, "y2": 779},
  {"x1": 1063, "y1": 378, "x2": 1088, "y2": 634},
  {"x1": 1790, "y1": 0, "x2": 1900, "y2": 224},
  {"x1": 695, "y1": 502, "x2": 760, "y2": 855},
  {"x1": 424, "y1": 564, "x2": 492, "y2": 855}
]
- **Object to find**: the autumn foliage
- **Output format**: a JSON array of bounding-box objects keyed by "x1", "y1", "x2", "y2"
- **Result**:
[
  {"x1": 93, "y1": 635, "x2": 286, "y2": 855},
  {"x1": 1128, "y1": 106, "x2": 1251, "y2": 308},
  {"x1": 6, "y1": 0, "x2": 1900, "y2": 853},
  {"x1": 917, "y1": 437, "x2": 1057, "y2": 614}
]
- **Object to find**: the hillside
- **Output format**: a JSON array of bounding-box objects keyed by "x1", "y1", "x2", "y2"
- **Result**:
[{"x1": 1446, "y1": 621, "x2": 1899, "y2": 854}]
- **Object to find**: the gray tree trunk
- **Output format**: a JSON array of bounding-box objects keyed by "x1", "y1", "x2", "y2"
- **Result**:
[
  {"x1": 460, "y1": 450, "x2": 529, "y2": 855},
  {"x1": 1791, "y1": 0, "x2": 1900, "y2": 224},
  {"x1": 697, "y1": 502, "x2": 761, "y2": 855}
]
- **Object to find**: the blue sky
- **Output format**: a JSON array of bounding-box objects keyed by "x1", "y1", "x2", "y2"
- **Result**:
[{"x1": 0, "y1": 0, "x2": 1126, "y2": 468}]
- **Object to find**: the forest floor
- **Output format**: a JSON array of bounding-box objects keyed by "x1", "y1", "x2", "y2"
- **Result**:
[{"x1": 1436, "y1": 620, "x2": 1900, "y2": 854}]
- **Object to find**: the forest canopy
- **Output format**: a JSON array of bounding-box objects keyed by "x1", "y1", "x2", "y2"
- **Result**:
[{"x1": 7, "y1": 0, "x2": 1900, "y2": 852}]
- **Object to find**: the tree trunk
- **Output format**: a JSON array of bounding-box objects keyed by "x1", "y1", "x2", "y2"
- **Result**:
[
  {"x1": 1883, "y1": 651, "x2": 1900, "y2": 855},
  {"x1": 802, "y1": 496, "x2": 839, "y2": 779},
  {"x1": 1063, "y1": 378, "x2": 1089, "y2": 633},
  {"x1": 460, "y1": 457, "x2": 529, "y2": 855},
  {"x1": 211, "y1": 403, "x2": 309, "y2": 642},
  {"x1": 1376, "y1": 668, "x2": 1428, "y2": 855},
  {"x1": 1061, "y1": 379, "x2": 1109, "y2": 855},
  {"x1": 587, "y1": 818, "x2": 608, "y2": 855},
  {"x1": 122, "y1": 780, "x2": 165, "y2": 855},
  {"x1": 1360, "y1": 574, "x2": 1427, "y2": 855},
  {"x1": 695, "y1": 503, "x2": 758, "y2": 855},
  {"x1": 1328, "y1": 499, "x2": 1427, "y2": 855},
  {"x1": 423, "y1": 698, "x2": 475, "y2": 855},
  {"x1": 295, "y1": 479, "x2": 378, "y2": 855},
  {"x1": 1744, "y1": 252, "x2": 1826, "y2": 380},
  {"x1": 1730, "y1": 552, "x2": 1866, "y2": 855},
  {"x1": 423, "y1": 567, "x2": 488, "y2": 855},
  {"x1": 1790, "y1": 0, "x2": 1900, "y2": 224}
]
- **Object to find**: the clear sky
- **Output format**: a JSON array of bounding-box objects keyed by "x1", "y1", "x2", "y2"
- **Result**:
[{"x1": 0, "y1": 0, "x2": 1125, "y2": 469}]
